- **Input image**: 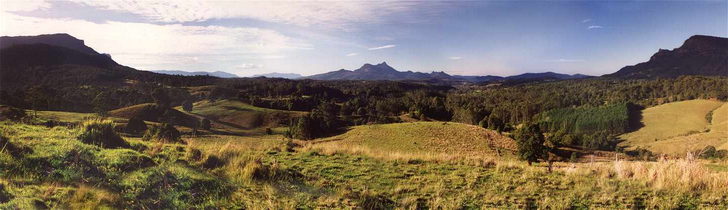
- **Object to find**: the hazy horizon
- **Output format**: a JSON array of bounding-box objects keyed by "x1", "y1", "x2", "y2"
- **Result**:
[{"x1": 1, "y1": 0, "x2": 726, "y2": 77}]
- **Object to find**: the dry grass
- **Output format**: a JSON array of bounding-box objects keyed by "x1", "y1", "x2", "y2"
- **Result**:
[
  {"x1": 304, "y1": 122, "x2": 515, "y2": 165},
  {"x1": 563, "y1": 154, "x2": 728, "y2": 195},
  {"x1": 620, "y1": 100, "x2": 727, "y2": 155}
]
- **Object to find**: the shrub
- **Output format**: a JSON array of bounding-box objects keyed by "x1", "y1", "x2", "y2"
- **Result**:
[
  {"x1": 124, "y1": 116, "x2": 147, "y2": 134},
  {"x1": 0, "y1": 106, "x2": 26, "y2": 121},
  {"x1": 182, "y1": 100, "x2": 193, "y2": 112},
  {"x1": 0, "y1": 182, "x2": 11, "y2": 203},
  {"x1": 143, "y1": 124, "x2": 182, "y2": 143},
  {"x1": 200, "y1": 119, "x2": 211, "y2": 130},
  {"x1": 265, "y1": 128, "x2": 273, "y2": 135},
  {"x1": 77, "y1": 119, "x2": 128, "y2": 148}
]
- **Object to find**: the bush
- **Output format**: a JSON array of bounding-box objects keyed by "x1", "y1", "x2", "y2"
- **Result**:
[
  {"x1": 0, "y1": 106, "x2": 26, "y2": 121},
  {"x1": 77, "y1": 119, "x2": 128, "y2": 148},
  {"x1": 200, "y1": 119, "x2": 211, "y2": 130},
  {"x1": 182, "y1": 100, "x2": 193, "y2": 112},
  {"x1": 265, "y1": 128, "x2": 273, "y2": 135},
  {"x1": 124, "y1": 116, "x2": 147, "y2": 134},
  {"x1": 143, "y1": 124, "x2": 182, "y2": 143}
]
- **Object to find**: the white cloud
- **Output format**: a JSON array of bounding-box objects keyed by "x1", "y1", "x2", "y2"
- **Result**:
[
  {"x1": 0, "y1": 11, "x2": 308, "y2": 69},
  {"x1": 237, "y1": 63, "x2": 263, "y2": 69},
  {"x1": 346, "y1": 53, "x2": 358, "y2": 56},
  {"x1": 449, "y1": 56, "x2": 462, "y2": 60},
  {"x1": 581, "y1": 18, "x2": 592, "y2": 23},
  {"x1": 587, "y1": 25, "x2": 603, "y2": 29},
  {"x1": 368, "y1": 45, "x2": 396, "y2": 50},
  {"x1": 0, "y1": 0, "x2": 50, "y2": 12},
  {"x1": 67, "y1": 0, "x2": 426, "y2": 30}
]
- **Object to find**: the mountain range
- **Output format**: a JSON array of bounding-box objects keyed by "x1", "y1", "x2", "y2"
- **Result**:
[
  {"x1": 0, "y1": 33, "x2": 725, "y2": 86},
  {"x1": 153, "y1": 70, "x2": 240, "y2": 78},
  {"x1": 306, "y1": 62, "x2": 591, "y2": 82}
]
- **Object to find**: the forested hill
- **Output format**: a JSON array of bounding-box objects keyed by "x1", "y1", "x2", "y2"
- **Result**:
[{"x1": 606, "y1": 35, "x2": 728, "y2": 78}]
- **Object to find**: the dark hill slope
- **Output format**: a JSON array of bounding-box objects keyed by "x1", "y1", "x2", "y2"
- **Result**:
[
  {"x1": 0, "y1": 33, "x2": 100, "y2": 55},
  {"x1": 607, "y1": 35, "x2": 728, "y2": 78}
]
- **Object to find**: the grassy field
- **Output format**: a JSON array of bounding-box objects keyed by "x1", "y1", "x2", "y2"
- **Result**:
[
  {"x1": 184, "y1": 100, "x2": 305, "y2": 134},
  {"x1": 2, "y1": 107, "x2": 728, "y2": 208},
  {"x1": 306, "y1": 122, "x2": 517, "y2": 162},
  {"x1": 619, "y1": 100, "x2": 727, "y2": 155}
]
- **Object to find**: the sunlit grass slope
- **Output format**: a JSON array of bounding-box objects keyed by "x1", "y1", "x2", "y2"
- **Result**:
[
  {"x1": 620, "y1": 100, "x2": 727, "y2": 155},
  {"x1": 187, "y1": 100, "x2": 305, "y2": 130},
  {"x1": 308, "y1": 122, "x2": 516, "y2": 161}
]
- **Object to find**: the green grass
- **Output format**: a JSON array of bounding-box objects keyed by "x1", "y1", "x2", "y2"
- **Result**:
[
  {"x1": 314, "y1": 122, "x2": 515, "y2": 158},
  {"x1": 619, "y1": 100, "x2": 726, "y2": 155},
  {"x1": 183, "y1": 100, "x2": 305, "y2": 134},
  {"x1": 2, "y1": 119, "x2": 727, "y2": 209}
]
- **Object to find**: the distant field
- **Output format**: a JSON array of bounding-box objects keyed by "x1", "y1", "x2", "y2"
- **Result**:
[
  {"x1": 186, "y1": 100, "x2": 305, "y2": 131},
  {"x1": 308, "y1": 122, "x2": 517, "y2": 161},
  {"x1": 620, "y1": 100, "x2": 727, "y2": 155}
]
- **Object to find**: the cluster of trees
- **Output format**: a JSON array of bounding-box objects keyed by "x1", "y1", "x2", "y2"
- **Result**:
[{"x1": 534, "y1": 103, "x2": 641, "y2": 149}]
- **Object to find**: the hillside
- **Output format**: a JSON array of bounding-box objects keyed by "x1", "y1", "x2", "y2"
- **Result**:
[
  {"x1": 607, "y1": 35, "x2": 728, "y2": 78},
  {"x1": 619, "y1": 99, "x2": 727, "y2": 155},
  {"x1": 307, "y1": 122, "x2": 517, "y2": 160},
  {"x1": 186, "y1": 100, "x2": 306, "y2": 130},
  {"x1": 108, "y1": 103, "x2": 200, "y2": 128},
  {"x1": 0, "y1": 33, "x2": 100, "y2": 55}
]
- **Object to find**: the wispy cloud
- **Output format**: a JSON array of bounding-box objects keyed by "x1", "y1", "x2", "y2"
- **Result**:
[
  {"x1": 345, "y1": 53, "x2": 358, "y2": 56},
  {"x1": 449, "y1": 56, "x2": 462, "y2": 60},
  {"x1": 0, "y1": 0, "x2": 49, "y2": 12},
  {"x1": 0, "y1": 11, "x2": 307, "y2": 69},
  {"x1": 66, "y1": 0, "x2": 434, "y2": 30},
  {"x1": 581, "y1": 18, "x2": 592, "y2": 23},
  {"x1": 237, "y1": 64, "x2": 263, "y2": 69},
  {"x1": 587, "y1": 25, "x2": 603, "y2": 29},
  {"x1": 368, "y1": 45, "x2": 396, "y2": 50}
]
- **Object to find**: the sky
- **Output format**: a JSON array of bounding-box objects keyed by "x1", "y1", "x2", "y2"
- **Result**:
[{"x1": 0, "y1": 0, "x2": 726, "y2": 77}]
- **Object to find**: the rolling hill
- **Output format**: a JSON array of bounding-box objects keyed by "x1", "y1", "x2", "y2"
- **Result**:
[
  {"x1": 185, "y1": 100, "x2": 306, "y2": 130},
  {"x1": 307, "y1": 122, "x2": 517, "y2": 160},
  {"x1": 607, "y1": 35, "x2": 728, "y2": 78},
  {"x1": 619, "y1": 99, "x2": 728, "y2": 155}
]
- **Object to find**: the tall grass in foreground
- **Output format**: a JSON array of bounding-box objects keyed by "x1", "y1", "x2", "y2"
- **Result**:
[
  {"x1": 300, "y1": 141, "x2": 498, "y2": 167},
  {"x1": 304, "y1": 140, "x2": 727, "y2": 195},
  {"x1": 561, "y1": 153, "x2": 728, "y2": 195}
]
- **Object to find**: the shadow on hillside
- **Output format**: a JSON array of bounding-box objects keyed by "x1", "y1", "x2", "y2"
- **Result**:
[
  {"x1": 627, "y1": 103, "x2": 645, "y2": 132},
  {"x1": 222, "y1": 105, "x2": 255, "y2": 112}
]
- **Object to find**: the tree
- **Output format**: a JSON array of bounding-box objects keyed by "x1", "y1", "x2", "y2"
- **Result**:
[
  {"x1": 151, "y1": 88, "x2": 171, "y2": 110},
  {"x1": 514, "y1": 123, "x2": 546, "y2": 166},
  {"x1": 201, "y1": 119, "x2": 211, "y2": 130},
  {"x1": 287, "y1": 116, "x2": 314, "y2": 140},
  {"x1": 182, "y1": 100, "x2": 193, "y2": 112},
  {"x1": 143, "y1": 123, "x2": 182, "y2": 143}
]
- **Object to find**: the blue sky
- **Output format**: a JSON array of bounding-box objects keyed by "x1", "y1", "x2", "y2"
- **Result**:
[{"x1": 1, "y1": 0, "x2": 726, "y2": 76}]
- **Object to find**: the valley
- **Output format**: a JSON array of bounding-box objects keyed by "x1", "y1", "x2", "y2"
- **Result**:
[{"x1": 1, "y1": 5, "x2": 728, "y2": 208}]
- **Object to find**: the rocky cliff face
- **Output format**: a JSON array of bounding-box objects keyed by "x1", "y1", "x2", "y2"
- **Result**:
[{"x1": 607, "y1": 35, "x2": 728, "y2": 78}]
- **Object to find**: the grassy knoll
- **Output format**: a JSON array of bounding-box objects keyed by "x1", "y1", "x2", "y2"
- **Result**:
[
  {"x1": 306, "y1": 122, "x2": 517, "y2": 162},
  {"x1": 184, "y1": 100, "x2": 305, "y2": 133},
  {"x1": 619, "y1": 100, "x2": 726, "y2": 155}
]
